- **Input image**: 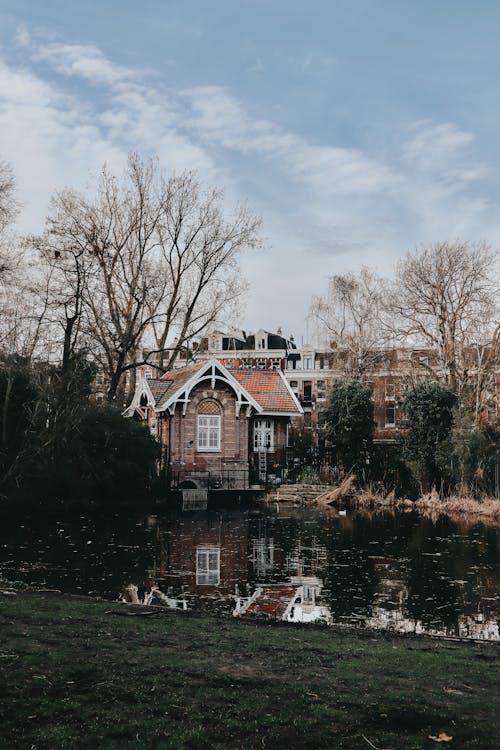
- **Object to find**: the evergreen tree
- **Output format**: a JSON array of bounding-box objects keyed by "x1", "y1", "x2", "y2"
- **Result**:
[
  {"x1": 402, "y1": 382, "x2": 457, "y2": 493},
  {"x1": 322, "y1": 380, "x2": 374, "y2": 479}
]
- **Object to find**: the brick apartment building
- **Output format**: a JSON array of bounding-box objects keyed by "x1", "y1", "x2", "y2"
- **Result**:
[{"x1": 182, "y1": 327, "x2": 500, "y2": 446}]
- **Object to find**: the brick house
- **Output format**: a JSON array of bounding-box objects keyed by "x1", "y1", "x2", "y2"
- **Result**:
[{"x1": 124, "y1": 358, "x2": 302, "y2": 488}]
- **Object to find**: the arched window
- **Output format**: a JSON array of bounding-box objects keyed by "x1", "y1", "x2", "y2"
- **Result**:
[{"x1": 197, "y1": 400, "x2": 222, "y2": 452}]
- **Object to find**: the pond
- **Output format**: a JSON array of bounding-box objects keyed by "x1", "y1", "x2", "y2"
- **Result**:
[{"x1": 1, "y1": 502, "x2": 499, "y2": 640}]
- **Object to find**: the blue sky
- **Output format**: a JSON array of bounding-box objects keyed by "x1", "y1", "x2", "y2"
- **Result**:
[{"x1": 1, "y1": 1, "x2": 499, "y2": 340}]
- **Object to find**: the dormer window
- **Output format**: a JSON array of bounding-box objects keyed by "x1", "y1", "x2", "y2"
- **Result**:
[{"x1": 144, "y1": 369, "x2": 152, "y2": 379}]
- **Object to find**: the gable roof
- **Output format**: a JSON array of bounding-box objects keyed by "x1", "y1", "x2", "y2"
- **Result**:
[
  {"x1": 155, "y1": 359, "x2": 263, "y2": 415},
  {"x1": 126, "y1": 358, "x2": 302, "y2": 417},
  {"x1": 147, "y1": 378, "x2": 174, "y2": 409}
]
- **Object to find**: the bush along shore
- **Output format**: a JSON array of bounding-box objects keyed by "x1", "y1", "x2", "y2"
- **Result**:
[
  {"x1": 353, "y1": 488, "x2": 500, "y2": 521},
  {"x1": 0, "y1": 590, "x2": 499, "y2": 749},
  {"x1": 274, "y1": 481, "x2": 500, "y2": 522}
]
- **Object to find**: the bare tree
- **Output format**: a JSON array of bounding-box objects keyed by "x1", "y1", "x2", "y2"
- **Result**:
[
  {"x1": 310, "y1": 267, "x2": 390, "y2": 378},
  {"x1": 149, "y1": 171, "x2": 260, "y2": 371},
  {"x1": 0, "y1": 160, "x2": 17, "y2": 236},
  {"x1": 0, "y1": 161, "x2": 41, "y2": 359},
  {"x1": 39, "y1": 154, "x2": 260, "y2": 400},
  {"x1": 0, "y1": 160, "x2": 18, "y2": 289},
  {"x1": 29, "y1": 219, "x2": 96, "y2": 373},
  {"x1": 390, "y1": 241, "x2": 499, "y2": 401}
]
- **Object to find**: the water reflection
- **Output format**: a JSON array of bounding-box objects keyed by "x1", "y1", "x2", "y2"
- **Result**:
[{"x1": 1, "y1": 505, "x2": 499, "y2": 640}]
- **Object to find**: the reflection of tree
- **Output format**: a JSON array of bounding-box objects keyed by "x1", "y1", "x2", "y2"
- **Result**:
[
  {"x1": 0, "y1": 513, "x2": 156, "y2": 598},
  {"x1": 406, "y1": 516, "x2": 480, "y2": 630},
  {"x1": 325, "y1": 548, "x2": 378, "y2": 618},
  {"x1": 406, "y1": 554, "x2": 461, "y2": 630}
]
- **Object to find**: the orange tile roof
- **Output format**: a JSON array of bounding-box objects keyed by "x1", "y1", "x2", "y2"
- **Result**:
[
  {"x1": 153, "y1": 360, "x2": 300, "y2": 414},
  {"x1": 231, "y1": 369, "x2": 301, "y2": 414}
]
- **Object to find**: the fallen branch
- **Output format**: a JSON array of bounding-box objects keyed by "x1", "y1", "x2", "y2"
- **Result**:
[{"x1": 314, "y1": 474, "x2": 355, "y2": 508}]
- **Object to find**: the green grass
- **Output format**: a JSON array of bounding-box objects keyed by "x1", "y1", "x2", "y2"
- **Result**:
[{"x1": 0, "y1": 591, "x2": 499, "y2": 749}]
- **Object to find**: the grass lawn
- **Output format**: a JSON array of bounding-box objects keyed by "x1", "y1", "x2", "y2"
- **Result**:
[{"x1": 0, "y1": 591, "x2": 498, "y2": 749}]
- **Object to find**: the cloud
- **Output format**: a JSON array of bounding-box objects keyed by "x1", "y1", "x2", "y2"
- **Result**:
[
  {"x1": 32, "y1": 42, "x2": 138, "y2": 85},
  {"x1": 402, "y1": 120, "x2": 483, "y2": 183},
  {"x1": 0, "y1": 30, "x2": 497, "y2": 337},
  {"x1": 182, "y1": 85, "x2": 398, "y2": 195},
  {"x1": 15, "y1": 24, "x2": 31, "y2": 48}
]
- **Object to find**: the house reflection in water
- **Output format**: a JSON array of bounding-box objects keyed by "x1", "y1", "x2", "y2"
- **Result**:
[
  {"x1": 150, "y1": 510, "x2": 250, "y2": 611},
  {"x1": 146, "y1": 509, "x2": 331, "y2": 623},
  {"x1": 136, "y1": 509, "x2": 500, "y2": 640}
]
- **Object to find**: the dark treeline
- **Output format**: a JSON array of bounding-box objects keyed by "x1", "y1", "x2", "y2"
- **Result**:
[
  {"x1": 320, "y1": 379, "x2": 500, "y2": 499},
  {"x1": 0, "y1": 155, "x2": 260, "y2": 512},
  {"x1": 0, "y1": 354, "x2": 158, "y2": 511}
]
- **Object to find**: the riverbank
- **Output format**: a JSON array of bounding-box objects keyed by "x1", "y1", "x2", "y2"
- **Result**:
[
  {"x1": 1, "y1": 591, "x2": 498, "y2": 749},
  {"x1": 268, "y1": 483, "x2": 500, "y2": 522},
  {"x1": 354, "y1": 489, "x2": 500, "y2": 522}
]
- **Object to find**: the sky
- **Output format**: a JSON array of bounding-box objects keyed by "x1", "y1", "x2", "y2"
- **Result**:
[{"x1": 1, "y1": 0, "x2": 500, "y2": 342}]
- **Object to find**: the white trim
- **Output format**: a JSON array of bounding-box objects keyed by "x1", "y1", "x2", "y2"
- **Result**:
[
  {"x1": 253, "y1": 418, "x2": 274, "y2": 452},
  {"x1": 158, "y1": 358, "x2": 263, "y2": 415},
  {"x1": 196, "y1": 545, "x2": 220, "y2": 585},
  {"x1": 258, "y1": 410, "x2": 302, "y2": 417},
  {"x1": 197, "y1": 414, "x2": 221, "y2": 452},
  {"x1": 277, "y1": 370, "x2": 304, "y2": 414},
  {"x1": 122, "y1": 372, "x2": 155, "y2": 416}
]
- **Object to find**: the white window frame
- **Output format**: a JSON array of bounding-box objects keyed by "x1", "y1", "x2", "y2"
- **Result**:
[
  {"x1": 196, "y1": 546, "x2": 220, "y2": 585},
  {"x1": 197, "y1": 415, "x2": 221, "y2": 452},
  {"x1": 253, "y1": 418, "x2": 274, "y2": 452},
  {"x1": 302, "y1": 356, "x2": 312, "y2": 370},
  {"x1": 252, "y1": 538, "x2": 274, "y2": 575},
  {"x1": 385, "y1": 404, "x2": 396, "y2": 427}
]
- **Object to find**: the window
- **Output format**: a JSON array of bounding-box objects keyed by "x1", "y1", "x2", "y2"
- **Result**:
[
  {"x1": 385, "y1": 405, "x2": 396, "y2": 427},
  {"x1": 252, "y1": 538, "x2": 274, "y2": 575},
  {"x1": 271, "y1": 358, "x2": 281, "y2": 370},
  {"x1": 257, "y1": 358, "x2": 266, "y2": 370},
  {"x1": 385, "y1": 382, "x2": 395, "y2": 401},
  {"x1": 196, "y1": 546, "x2": 220, "y2": 585},
  {"x1": 254, "y1": 419, "x2": 274, "y2": 451},
  {"x1": 144, "y1": 369, "x2": 152, "y2": 379},
  {"x1": 304, "y1": 411, "x2": 312, "y2": 428},
  {"x1": 197, "y1": 415, "x2": 221, "y2": 451},
  {"x1": 317, "y1": 380, "x2": 326, "y2": 400},
  {"x1": 302, "y1": 356, "x2": 312, "y2": 370}
]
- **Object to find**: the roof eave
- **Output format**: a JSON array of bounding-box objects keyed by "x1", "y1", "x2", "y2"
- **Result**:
[{"x1": 258, "y1": 410, "x2": 303, "y2": 417}]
